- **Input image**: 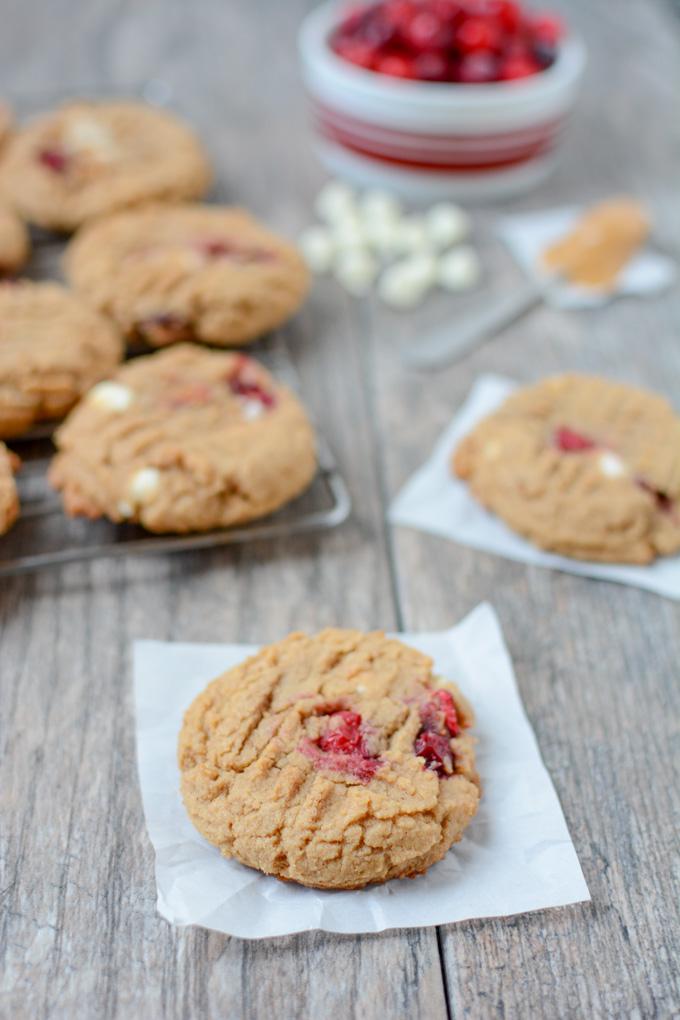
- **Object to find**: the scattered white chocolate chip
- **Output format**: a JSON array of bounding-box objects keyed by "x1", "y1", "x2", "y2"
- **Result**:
[
  {"x1": 315, "y1": 180, "x2": 357, "y2": 224},
  {"x1": 394, "y1": 215, "x2": 429, "y2": 255},
  {"x1": 437, "y1": 246, "x2": 481, "y2": 291},
  {"x1": 87, "y1": 381, "x2": 134, "y2": 412},
  {"x1": 363, "y1": 216, "x2": 402, "y2": 257},
  {"x1": 242, "y1": 399, "x2": 265, "y2": 421},
  {"x1": 599, "y1": 452, "x2": 627, "y2": 478},
  {"x1": 425, "y1": 203, "x2": 470, "y2": 249},
  {"x1": 128, "y1": 467, "x2": 161, "y2": 506},
  {"x1": 330, "y1": 211, "x2": 369, "y2": 251},
  {"x1": 298, "y1": 225, "x2": 335, "y2": 274},
  {"x1": 360, "y1": 189, "x2": 402, "y2": 223},
  {"x1": 117, "y1": 500, "x2": 133, "y2": 519},
  {"x1": 378, "y1": 253, "x2": 437, "y2": 309},
  {"x1": 335, "y1": 249, "x2": 378, "y2": 297}
]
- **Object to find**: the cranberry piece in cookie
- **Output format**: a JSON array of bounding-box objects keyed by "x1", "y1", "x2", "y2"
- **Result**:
[
  {"x1": 301, "y1": 709, "x2": 383, "y2": 783},
  {"x1": 554, "y1": 426, "x2": 597, "y2": 452},
  {"x1": 37, "y1": 146, "x2": 69, "y2": 174},
  {"x1": 136, "y1": 313, "x2": 194, "y2": 347}
]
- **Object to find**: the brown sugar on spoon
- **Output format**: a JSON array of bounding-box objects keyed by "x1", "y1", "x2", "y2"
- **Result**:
[{"x1": 540, "y1": 197, "x2": 650, "y2": 292}]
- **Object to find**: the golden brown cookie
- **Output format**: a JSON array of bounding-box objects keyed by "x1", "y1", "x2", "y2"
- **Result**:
[
  {"x1": 452, "y1": 374, "x2": 680, "y2": 564},
  {"x1": 0, "y1": 101, "x2": 211, "y2": 231},
  {"x1": 0, "y1": 202, "x2": 30, "y2": 275},
  {"x1": 65, "y1": 203, "x2": 310, "y2": 347},
  {"x1": 49, "y1": 343, "x2": 317, "y2": 533},
  {"x1": 0, "y1": 281, "x2": 124, "y2": 438},
  {"x1": 178, "y1": 628, "x2": 479, "y2": 890},
  {"x1": 0, "y1": 442, "x2": 19, "y2": 535},
  {"x1": 0, "y1": 101, "x2": 12, "y2": 147}
]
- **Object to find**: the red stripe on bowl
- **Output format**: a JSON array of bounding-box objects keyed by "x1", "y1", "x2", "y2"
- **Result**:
[{"x1": 311, "y1": 101, "x2": 564, "y2": 171}]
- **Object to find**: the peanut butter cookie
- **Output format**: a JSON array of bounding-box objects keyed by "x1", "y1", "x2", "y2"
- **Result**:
[
  {"x1": 0, "y1": 101, "x2": 211, "y2": 231},
  {"x1": 0, "y1": 202, "x2": 30, "y2": 275},
  {"x1": 178, "y1": 628, "x2": 480, "y2": 890},
  {"x1": 49, "y1": 343, "x2": 317, "y2": 533},
  {"x1": 0, "y1": 442, "x2": 19, "y2": 535},
  {"x1": 0, "y1": 101, "x2": 12, "y2": 147},
  {"x1": 0, "y1": 281, "x2": 123, "y2": 438},
  {"x1": 65, "y1": 203, "x2": 310, "y2": 347},
  {"x1": 452, "y1": 374, "x2": 680, "y2": 564}
]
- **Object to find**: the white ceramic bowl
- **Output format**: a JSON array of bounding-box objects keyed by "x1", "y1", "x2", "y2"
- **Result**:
[{"x1": 299, "y1": 2, "x2": 587, "y2": 202}]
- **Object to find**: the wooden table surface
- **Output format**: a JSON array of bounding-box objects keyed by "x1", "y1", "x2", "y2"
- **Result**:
[{"x1": 2, "y1": 1, "x2": 680, "y2": 1017}]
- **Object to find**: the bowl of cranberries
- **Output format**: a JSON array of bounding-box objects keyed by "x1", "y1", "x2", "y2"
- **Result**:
[{"x1": 299, "y1": 0, "x2": 585, "y2": 200}]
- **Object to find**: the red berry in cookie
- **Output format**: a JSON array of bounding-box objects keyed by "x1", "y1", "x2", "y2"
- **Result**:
[
  {"x1": 302, "y1": 709, "x2": 383, "y2": 783},
  {"x1": 37, "y1": 146, "x2": 69, "y2": 173},
  {"x1": 554, "y1": 426, "x2": 597, "y2": 452}
]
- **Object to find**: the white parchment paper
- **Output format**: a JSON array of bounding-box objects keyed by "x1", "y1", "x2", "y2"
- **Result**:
[
  {"x1": 133, "y1": 603, "x2": 589, "y2": 939},
  {"x1": 389, "y1": 375, "x2": 680, "y2": 599},
  {"x1": 498, "y1": 206, "x2": 676, "y2": 309}
]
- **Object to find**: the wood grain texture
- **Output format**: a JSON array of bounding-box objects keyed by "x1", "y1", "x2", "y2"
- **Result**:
[{"x1": 1, "y1": 0, "x2": 679, "y2": 1017}]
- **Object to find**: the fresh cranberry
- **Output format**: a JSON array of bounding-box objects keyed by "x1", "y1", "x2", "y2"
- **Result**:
[
  {"x1": 137, "y1": 314, "x2": 193, "y2": 346},
  {"x1": 499, "y1": 53, "x2": 541, "y2": 78},
  {"x1": 38, "y1": 146, "x2": 68, "y2": 173},
  {"x1": 318, "y1": 710, "x2": 365, "y2": 754},
  {"x1": 300, "y1": 709, "x2": 383, "y2": 783},
  {"x1": 414, "y1": 51, "x2": 450, "y2": 80},
  {"x1": 331, "y1": 35, "x2": 377, "y2": 68},
  {"x1": 637, "y1": 479, "x2": 674, "y2": 514},
  {"x1": 554, "y1": 426, "x2": 597, "y2": 453},
  {"x1": 361, "y1": 6, "x2": 399, "y2": 47},
  {"x1": 419, "y1": 689, "x2": 460, "y2": 736},
  {"x1": 227, "y1": 360, "x2": 276, "y2": 409},
  {"x1": 404, "y1": 11, "x2": 454, "y2": 51},
  {"x1": 455, "y1": 17, "x2": 502, "y2": 53},
  {"x1": 432, "y1": 689, "x2": 460, "y2": 735},
  {"x1": 457, "y1": 50, "x2": 498, "y2": 82},
  {"x1": 414, "y1": 730, "x2": 454, "y2": 776},
  {"x1": 383, "y1": 0, "x2": 420, "y2": 30},
  {"x1": 498, "y1": 0, "x2": 522, "y2": 32},
  {"x1": 413, "y1": 688, "x2": 460, "y2": 777},
  {"x1": 531, "y1": 13, "x2": 564, "y2": 47},
  {"x1": 374, "y1": 53, "x2": 419, "y2": 78}
]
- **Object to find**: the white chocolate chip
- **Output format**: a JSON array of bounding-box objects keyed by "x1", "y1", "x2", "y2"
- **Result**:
[
  {"x1": 394, "y1": 216, "x2": 429, "y2": 255},
  {"x1": 599, "y1": 452, "x2": 627, "y2": 478},
  {"x1": 378, "y1": 254, "x2": 437, "y2": 309},
  {"x1": 315, "y1": 180, "x2": 357, "y2": 224},
  {"x1": 335, "y1": 249, "x2": 378, "y2": 296},
  {"x1": 128, "y1": 467, "x2": 161, "y2": 505},
  {"x1": 437, "y1": 246, "x2": 481, "y2": 291},
  {"x1": 425, "y1": 203, "x2": 470, "y2": 249},
  {"x1": 363, "y1": 216, "x2": 402, "y2": 258},
  {"x1": 64, "y1": 116, "x2": 119, "y2": 160},
  {"x1": 242, "y1": 399, "x2": 265, "y2": 420},
  {"x1": 298, "y1": 225, "x2": 335, "y2": 274},
  {"x1": 331, "y1": 213, "x2": 368, "y2": 251},
  {"x1": 117, "y1": 500, "x2": 133, "y2": 519},
  {"x1": 87, "y1": 381, "x2": 134, "y2": 412},
  {"x1": 360, "y1": 189, "x2": 402, "y2": 223}
]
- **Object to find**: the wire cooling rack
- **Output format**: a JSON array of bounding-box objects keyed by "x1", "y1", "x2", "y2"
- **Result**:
[{"x1": 0, "y1": 84, "x2": 351, "y2": 576}]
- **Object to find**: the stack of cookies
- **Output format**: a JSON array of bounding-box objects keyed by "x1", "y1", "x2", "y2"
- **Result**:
[{"x1": 0, "y1": 97, "x2": 316, "y2": 536}]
